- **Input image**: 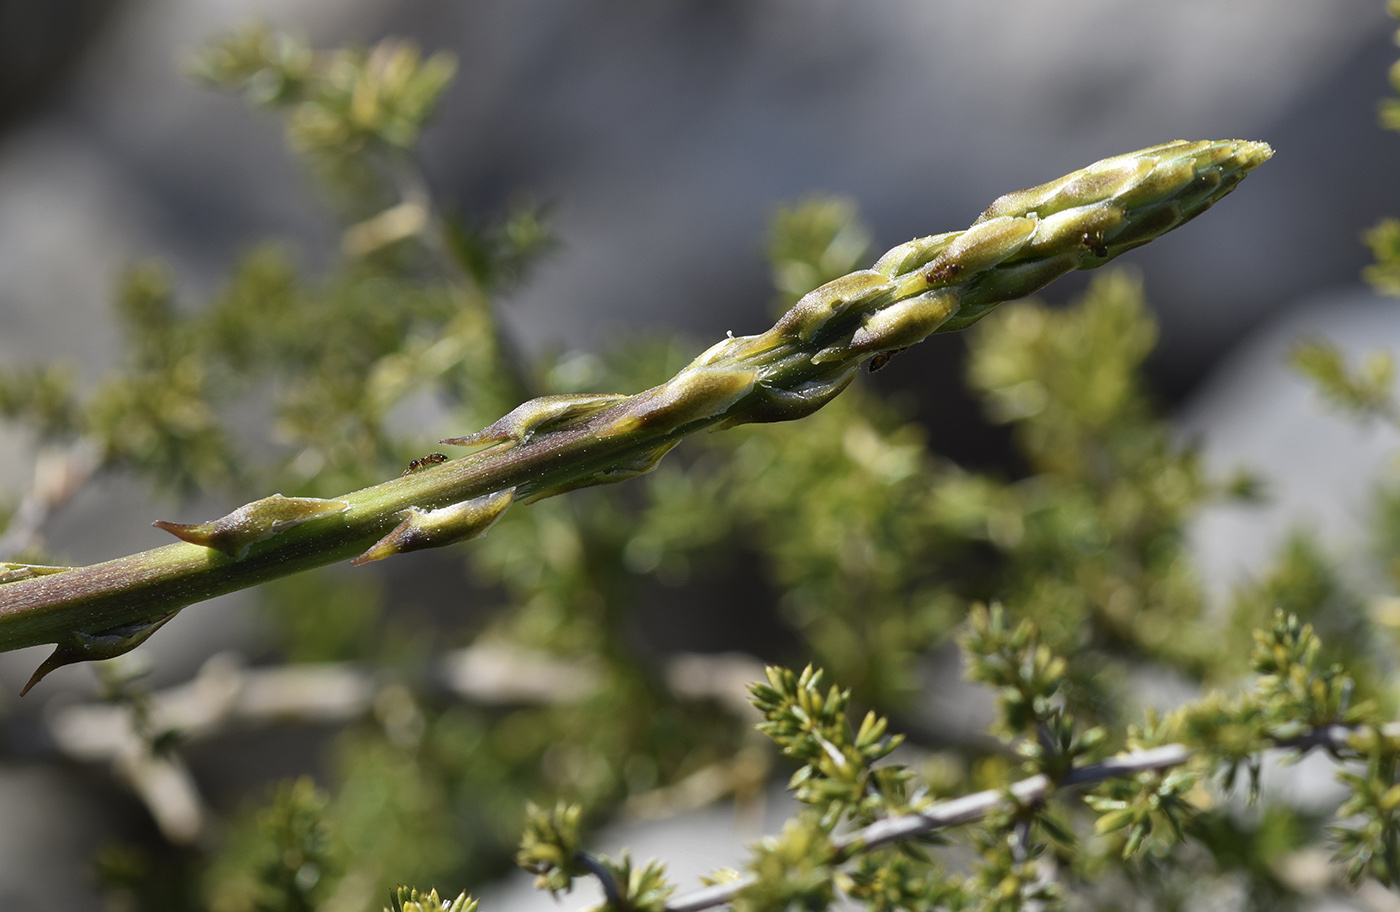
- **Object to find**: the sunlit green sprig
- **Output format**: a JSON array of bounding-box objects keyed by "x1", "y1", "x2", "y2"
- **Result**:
[
  {"x1": 732, "y1": 818, "x2": 840, "y2": 912},
  {"x1": 1291, "y1": 339, "x2": 1397, "y2": 425},
  {"x1": 1227, "y1": 535, "x2": 1385, "y2": 699},
  {"x1": 190, "y1": 24, "x2": 312, "y2": 106},
  {"x1": 1248, "y1": 611, "x2": 1370, "y2": 740},
  {"x1": 618, "y1": 613, "x2": 1400, "y2": 912},
  {"x1": 516, "y1": 802, "x2": 675, "y2": 912},
  {"x1": 839, "y1": 853, "x2": 971, "y2": 912},
  {"x1": 749, "y1": 666, "x2": 909, "y2": 828},
  {"x1": 1083, "y1": 614, "x2": 1372, "y2": 865},
  {"x1": 961, "y1": 603, "x2": 1064, "y2": 737},
  {"x1": 1173, "y1": 612, "x2": 1370, "y2": 800},
  {"x1": 1088, "y1": 614, "x2": 1385, "y2": 872},
  {"x1": 1084, "y1": 743, "x2": 1200, "y2": 860},
  {"x1": 960, "y1": 608, "x2": 1084, "y2": 907},
  {"x1": 961, "y1": 604, "x2": 1106, "y2": 780},
  {"x1": 1333, "y1": 716, "x2": 1400, "y2": 888},
  {"x1": 387, "y1": 885, "x2": 478, "y2": 912},
  {"x1": 207, "y1": 778, "x2": 342, "y2": 912},
  {"x1": 966, "y1": 812, "x2": 1062, "y2": 912},
  {"x1": 1302, "y1": 22, "x2": 1400, "y2": 652},
  {"x1": 516, "y1": 801, "x2": 586, "y2": 896},
  {"x1": 589, "y1": 856, "x2": 676, "y2": 912},
  {"x1": 1333, "y1": 739, "x2": 1400, "y2": 887},
  {"x1": 193, "y1": 24, "x2": 456, "y2": 158},
  {"x1": 1362, "y1": 218, "x2": 1400, "y2": 296},
  {"x1": 1246, "y1": 618, "x2": 1400, "y2": 887}
]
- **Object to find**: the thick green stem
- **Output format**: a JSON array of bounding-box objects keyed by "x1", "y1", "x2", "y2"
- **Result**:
[
  {"x1": 0, "y1": 139, "x2": 1272, "y2": 687},
  {"x1": 0, "y1": 413, "x2": 694, "y2": 648}
]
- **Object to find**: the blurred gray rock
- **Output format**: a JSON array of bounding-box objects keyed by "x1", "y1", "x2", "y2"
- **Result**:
[
  {"x1": 0, "y1": 765, "x2": 128, "y2": 910},
  {"x1": 1182, "y1": 285, "x2": 1400, "y2": 597}
]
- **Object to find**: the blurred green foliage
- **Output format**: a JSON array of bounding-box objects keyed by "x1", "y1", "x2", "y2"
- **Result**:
[{"x1": 209, "y1": 778, "x2": 341, "y2": 912}]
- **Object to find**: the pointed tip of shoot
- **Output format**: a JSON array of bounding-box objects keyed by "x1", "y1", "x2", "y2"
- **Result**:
[
  {"x1": 350, "y1": 513, "x2": 415, "y2": 566},
  {"x1": 152, "y1": 518, "x2": 226, "y2": 552},
  {"x1": 351, "y1": 489, "x2": 516, "y2": 566},
  {"x1": 19, "y1": 650, "x2": 62, "y2": 696},
  {"x1": 153, "y1": 495, "x2": 350, "y2": 559},
  {"x1": 18, "y1": 611, "x2": 178, "y2": 696},
  {"x1": 439, "y1": 431, "x2": 493, "y2": 448},
  {"x1": 442, "y1": 395, "x2": 631, "y2": 450},
  {"x1": 1232, "y1": 139, "x2": 1274, "y2": 169}
]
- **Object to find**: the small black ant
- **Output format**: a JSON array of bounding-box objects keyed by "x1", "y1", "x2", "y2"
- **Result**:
[{"x1": 403, "y1": 453, "x2": 448, "y2": 475}]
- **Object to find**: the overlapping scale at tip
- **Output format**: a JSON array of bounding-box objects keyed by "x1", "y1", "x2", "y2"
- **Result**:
[
  {"x1": 351, "y1": 488, "x2": 515, "y2": 565},
  {"x1": 775, "y1": 139, "x2": 1271, "y2": 355},
  {"x1": 441, "y1": 394, "x2": 628, "y2": 448},
  {"x1": 977, "y1": 139, "x2": 1272, "y2": 223}
]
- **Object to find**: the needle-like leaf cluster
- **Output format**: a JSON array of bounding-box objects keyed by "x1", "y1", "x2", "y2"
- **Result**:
[
  {"x1": 386, "y1": 886, "x2": 478, "y2": 912},
  {"x1": 749, "y1": 665, "x2": 909, "y2": 827}
]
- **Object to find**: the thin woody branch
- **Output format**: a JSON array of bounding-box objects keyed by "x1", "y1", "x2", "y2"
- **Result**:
[
  {"x1": 0, "y1": 140, "x2": 1272, "y2": 691},
  {"x1": 38, "y1": 643, "x2": 647, "y2": 844},
  {"x1": 661, "y1": 723, "x2": 1400, "y2": 912}
]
